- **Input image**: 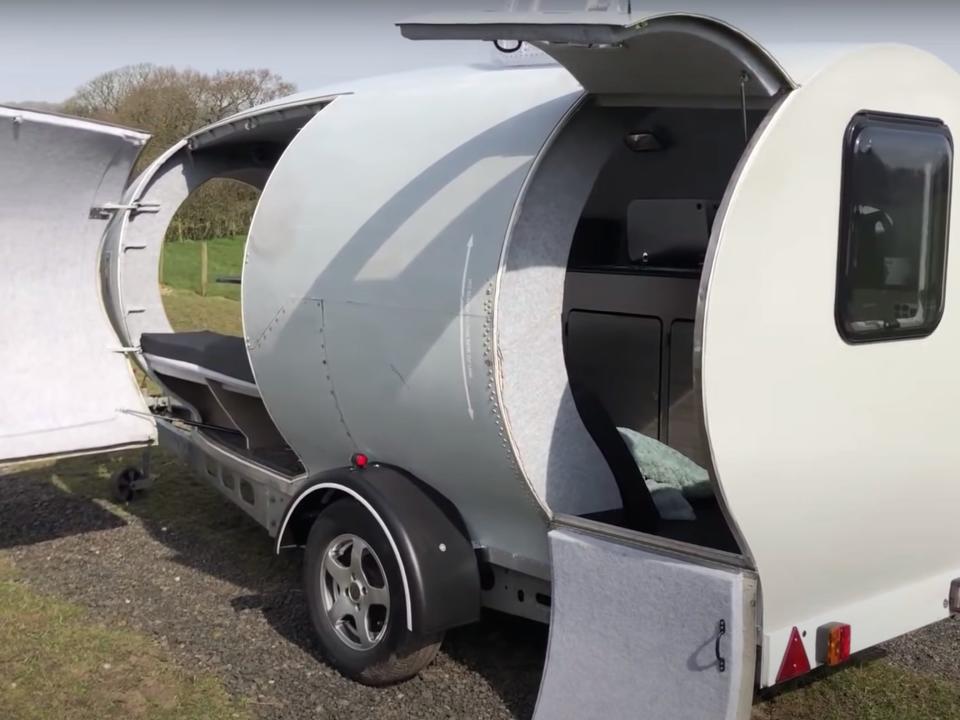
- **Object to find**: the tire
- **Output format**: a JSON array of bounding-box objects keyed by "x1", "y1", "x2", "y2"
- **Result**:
[
  {"x1": 111, "y1": 466, "x2": 144, "y2": 504},
  {"x1": 304, "y1": 497, "x2": 443, "y2": 685}
]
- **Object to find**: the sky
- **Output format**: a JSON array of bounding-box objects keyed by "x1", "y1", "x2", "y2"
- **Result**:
[{"x1": 3, "y1": 1, "x2": 960, "y2": 103}]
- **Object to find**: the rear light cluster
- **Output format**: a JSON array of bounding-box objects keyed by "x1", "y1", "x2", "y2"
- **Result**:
[
  {"x1": 818, "y1": 623, "x2": 852, "y2": 667},
  {"x1": 776, "y1": 623, "x2": 852, "y2": 684}
]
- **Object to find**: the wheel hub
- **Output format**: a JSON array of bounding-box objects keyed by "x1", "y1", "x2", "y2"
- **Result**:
[{"x1": 319, "y1": 533, "x2": 390, "y2": 651}]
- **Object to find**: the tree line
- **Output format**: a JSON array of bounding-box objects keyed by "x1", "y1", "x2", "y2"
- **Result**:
[{"x1": 64, "y1": 64, "x2": 296, "y2": 241}]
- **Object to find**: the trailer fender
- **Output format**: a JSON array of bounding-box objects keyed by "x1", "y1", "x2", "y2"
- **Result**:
[{"x1": 275, "y1": 464, "x2": 480, "y2": 635}]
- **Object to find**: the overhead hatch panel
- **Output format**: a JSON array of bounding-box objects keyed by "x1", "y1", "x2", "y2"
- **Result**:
[{"x1": 399, "y1": 11, "x2": 794, "y2": 100}]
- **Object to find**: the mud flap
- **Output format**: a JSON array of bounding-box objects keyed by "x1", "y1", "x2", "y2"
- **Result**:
[{"x1": 534, "y1": 527, "x2": 756, "y2": 720}]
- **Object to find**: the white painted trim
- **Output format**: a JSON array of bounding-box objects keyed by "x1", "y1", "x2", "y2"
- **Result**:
[{"x1": 275, "y1": 482, "x2": 414, "y2": 632}]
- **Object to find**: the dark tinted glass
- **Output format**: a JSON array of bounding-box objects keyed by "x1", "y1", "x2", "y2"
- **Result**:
[{"x1": 836, "y1": 112, "x2": 952, "y2": 342}]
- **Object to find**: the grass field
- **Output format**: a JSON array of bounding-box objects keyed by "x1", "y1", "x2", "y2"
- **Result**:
[
  {"x1": 161, "y1": 287, "x2": 243, "y2": 336},
  {"x1": 5, "y1": 251, "x2": 960, "y2": 718},
  {"x1": 160, "y1": 236, "x2": 245, "y2": 336},
  {"x1": 161, "y1": 236, "x2": 245, "y2": 301},
  {"x1": 754, "y1": 663, "x2": 960, "y2": 720},
  {"x1": 0, "y1": 554, "x2": 248, "y2": 720}
]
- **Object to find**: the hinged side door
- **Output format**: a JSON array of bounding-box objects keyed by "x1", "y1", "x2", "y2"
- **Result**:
[
  {"x1": 0, "y1": 107, "x2": 156, "y2": 464},
  {"x1": 534, "y1": 519, "x2": 756, "y2": 720}
]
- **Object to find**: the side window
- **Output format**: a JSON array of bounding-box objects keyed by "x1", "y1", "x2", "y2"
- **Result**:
[{"x1": 836, "y1": 112, "x2": 952, "y2": 342}]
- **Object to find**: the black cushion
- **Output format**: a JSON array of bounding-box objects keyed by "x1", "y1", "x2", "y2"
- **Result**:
[{"x1": 140, "y1": 331, "x2": 254, "y2": 384}]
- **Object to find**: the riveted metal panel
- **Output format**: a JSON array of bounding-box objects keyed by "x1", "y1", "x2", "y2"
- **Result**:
[{"x1": 244, "y1": 66, "x2": 583, "y2": 571}]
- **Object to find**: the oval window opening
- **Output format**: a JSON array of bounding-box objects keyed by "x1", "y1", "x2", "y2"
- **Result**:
[{"x1": 160, "y1": 178, "x2": 260, "y2": 336}]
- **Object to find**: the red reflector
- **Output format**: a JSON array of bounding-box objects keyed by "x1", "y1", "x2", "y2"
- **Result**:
[
  {"x1": 776, "y1": 627, "x2": 811, "y2": 683},
  {"x1": 817, "y1": 623, "x2": 852, "y2": 666},
  {"x1": 352, "y1": 453, "x2": 369, "y2": 469}
]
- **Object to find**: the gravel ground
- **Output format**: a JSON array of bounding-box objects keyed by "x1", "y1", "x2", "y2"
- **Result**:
[
  {"x1": 4, "y1": 454, "x2": 960, "y2": 720},
  {"x1": 0, "y1": 458, "x2": 547, "y2": 720}
]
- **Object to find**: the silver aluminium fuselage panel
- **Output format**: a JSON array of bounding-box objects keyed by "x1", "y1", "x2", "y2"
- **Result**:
[{"x1": 242, "y1": 66, "x2": 585, "y2": 575}]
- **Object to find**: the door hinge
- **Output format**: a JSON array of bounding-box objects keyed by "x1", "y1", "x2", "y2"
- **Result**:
[{"x1": 90, "y1": 201, "x2": 161, "y2": 220}]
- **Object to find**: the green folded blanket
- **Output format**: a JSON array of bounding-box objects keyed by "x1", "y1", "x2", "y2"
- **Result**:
[{"x1": 616, "y1": 427, "x2": 713, "y2": 521}]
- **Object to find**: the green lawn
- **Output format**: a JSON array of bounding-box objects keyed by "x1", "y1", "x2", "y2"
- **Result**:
[
  {"x1": 753, "y1": 662, "x2": 960, "y2": 720},
  {"x1": 0, "y1": 555, "x2": 248, "y2": 720},
  {"x1": 159, "y1": 236, "x2": 245, "y2": 337},
  {"x1": 160, "y1": 287, "x2": 243, "y2": 336},
  {"x1": 161, "y1": 237, "x2": 245, "y2": 301}
]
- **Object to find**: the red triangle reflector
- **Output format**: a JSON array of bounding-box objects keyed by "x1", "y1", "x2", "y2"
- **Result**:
[{"x1": 776, "y1": 627, "x2": 812, "y2": 683}]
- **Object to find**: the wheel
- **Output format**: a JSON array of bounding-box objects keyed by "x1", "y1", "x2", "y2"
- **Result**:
[
  {"x1": 304, "y1": 498, "x2": 443, "y2": 685},
  {"x1": 111, "y1": 466, "x2": 144, "y2": 504}
]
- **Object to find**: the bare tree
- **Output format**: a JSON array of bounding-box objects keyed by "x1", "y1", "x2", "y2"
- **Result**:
[
  {"x1": 199, "y1": 69, "x2": 296, "y2": 125},
  {"x1": 62, "y1": 63, "x2": 155, "y2": 119}
]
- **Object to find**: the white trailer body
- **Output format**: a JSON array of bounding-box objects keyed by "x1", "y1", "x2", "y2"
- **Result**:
[{"x1": 2, "y1": 10, "x2": 960, "y2": 718}]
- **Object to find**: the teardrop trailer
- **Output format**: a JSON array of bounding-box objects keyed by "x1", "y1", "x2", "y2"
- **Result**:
[{"x1": 4, "y1": 10, "x2": 960, "y2": 718}]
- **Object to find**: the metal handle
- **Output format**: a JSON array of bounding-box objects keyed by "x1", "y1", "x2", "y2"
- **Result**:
[{"x1": 715, "y1": 619, "x2": 726, "y2": 673}]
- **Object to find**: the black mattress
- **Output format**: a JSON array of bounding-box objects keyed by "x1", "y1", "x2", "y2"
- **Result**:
[{"x1": 140, "y1": 331, "x2": 254, "y2": 384}]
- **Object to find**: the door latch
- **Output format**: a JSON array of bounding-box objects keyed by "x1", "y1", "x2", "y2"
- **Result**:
[
  {"x1": 89, "y1": 201, "x2": 161, "y2": 220},
  {"x1": 715, "y1": 619, "x2": 727, "y2": 673}
]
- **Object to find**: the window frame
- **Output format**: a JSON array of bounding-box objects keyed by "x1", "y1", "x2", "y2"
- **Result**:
[{"x1": 834, "y1": 110, "x2": 953, "y2": 344}]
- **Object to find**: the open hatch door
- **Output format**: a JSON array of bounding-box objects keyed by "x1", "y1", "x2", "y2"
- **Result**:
[
  {"x1": 399, "y1": 10, "x2": 793, "y2": 101},
  {"x1": 0, "y1": 107, "x2": 155, "y2": 464}
]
